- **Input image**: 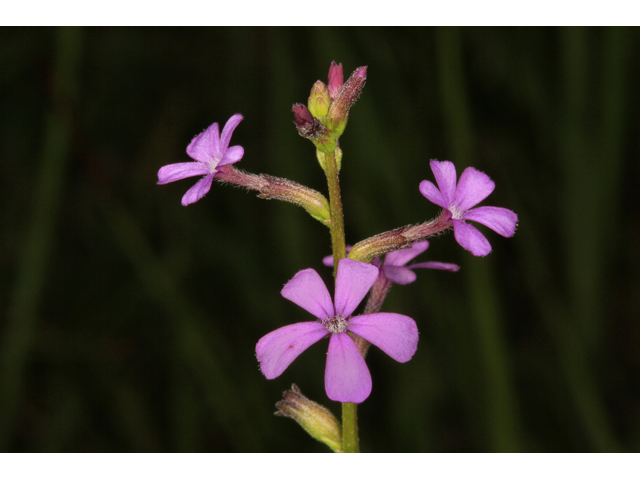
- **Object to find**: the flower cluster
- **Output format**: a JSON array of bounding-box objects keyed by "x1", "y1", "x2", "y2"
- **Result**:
[{"x1": 156, "y1": 61, "x2": 519, "y2": 452}]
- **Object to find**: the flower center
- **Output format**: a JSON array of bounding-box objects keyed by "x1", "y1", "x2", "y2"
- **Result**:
[
  {"x1": 449, "y1": 204, "x2": 463, "y2": 220},
  {"x1": 323, "y1": 314, "x2": 349, "y2": 334},
  {"x1": 207, "y1": 157, "x2": 221, "y2": 174}
]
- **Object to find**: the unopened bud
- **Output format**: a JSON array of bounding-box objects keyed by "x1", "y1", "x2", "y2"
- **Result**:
[
  {"x1": 275, "y1": 384, "x2": 342, "y2": 452},
  {"x1": 292, "y1": 103, "x2": 314, "y2": 129},
  {"x1": 292, "y1": 103, "x2": 333, "y2": 151},
  {"x1": 327, "y1": 66, "x2": 367, "y2": 137},
  {"x1": 327, "y1": 61, "x2": 344, "y2": 102},
  {"x1": 308, "y1": 81, "x2": 330, "y2": 118}
]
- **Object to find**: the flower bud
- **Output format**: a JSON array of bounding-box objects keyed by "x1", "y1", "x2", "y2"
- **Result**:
[
  {"x1": 292, "y1": 103, "x2": 314, "y2": 129},
  {"x1": 327, "y1": 66, "x2": 367, "y2": 137},
  {"x1": 308, "y1": 81, "x2": 330, "y2": 118},
  {"x1": 327, "y1": 61, "x2": 344, "y2": 102},
  {"x1": 292, "y1": 103, "x2": 333, "y2": 152},
  {"x1": 275, "y1": 384, "x2": 342, "y2": 452}
]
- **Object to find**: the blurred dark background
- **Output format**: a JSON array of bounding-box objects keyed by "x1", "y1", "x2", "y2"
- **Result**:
[{"x1": 1, "y1": 27, "x2": 638, "y2": 452}]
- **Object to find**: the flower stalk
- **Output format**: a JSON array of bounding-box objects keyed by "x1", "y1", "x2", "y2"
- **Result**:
[
  {"x1": 355, "y1": 272, "x2": 394, "y2": 357},
  {"x1": 324, "y1": 149, "x2": 346, "y2": 272},
  {"x1": 341, "y1": 402, "x2": 360, "y2": 453}
]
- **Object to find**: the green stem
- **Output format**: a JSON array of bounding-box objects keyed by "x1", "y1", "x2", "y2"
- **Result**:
[
  {"x1": 341, "y1": 402, "x2": 359, "y2": 453},
  {"x1": 322, "y1": 148, "x2": 359, "y2": 453},
  {"x1": 324, "y1": 149, "x2": 346, "y2": 271}
]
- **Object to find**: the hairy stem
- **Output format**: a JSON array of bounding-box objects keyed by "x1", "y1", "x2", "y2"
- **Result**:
[
  {"x1": 324, "y1": 150, "x2": 347, "y2": 272},
  {"x1": 341, "y1": 402, "x2": 359, "y2": 453}
]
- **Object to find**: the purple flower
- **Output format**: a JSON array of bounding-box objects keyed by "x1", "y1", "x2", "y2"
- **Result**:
[
  {"x1": 419, "y1": 160, "x2": 518, "y2": 256},
  {"x1": 157, "y1": 114, "x2": 244, "y2": 206},
  {"x1": 256, "y1": 258, "x2": 418, "y2": 403},
  {"x1": 322, "y1": 242, "x2": 459, "y2": 285}
]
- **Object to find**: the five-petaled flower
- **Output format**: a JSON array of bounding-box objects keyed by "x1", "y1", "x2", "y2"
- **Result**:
[
  {"x1": 419, "y1": 160, "x2": 518, "y2": 256},
  {"x1": 157, "y1": 114, "x2": 244, "y2": 206},
  {"x1": 256, "y1": 258, "x2": 418, "y2": 403},
  {"x1": 323, "y1": 242, "x2": 459, "y2": 285}
]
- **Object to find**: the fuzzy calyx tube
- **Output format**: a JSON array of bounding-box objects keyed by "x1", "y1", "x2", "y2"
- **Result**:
[
  {"x1": 216, "y1": 165, "x2": 331, "y2": 225},
  {"x1": 348, "y1": 210, "x2": 453, "y2": 263}
]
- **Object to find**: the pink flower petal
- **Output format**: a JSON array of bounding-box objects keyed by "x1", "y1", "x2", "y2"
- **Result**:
[
  {"x1": 348, "y1": 313, "x2": 418, "y2": 363},
  {"x1": 453, "y1": 167, "x2": 495, "y2": 213},
  {"x1": 324, "y1": 333, "x2": 372, "y2": 403},
  {"x1": 220, "y1": 114, "x2": 243, "y2": 152},
  {"x1": 157, "y1": 162, "x2": 210, "y2": 185},
  {"x1": 452, "y1": 218, "x2": 491, "y2": 256},
  {"x1": 381, "y1": 265, "x2": 417, "y2": 285},
  {"x1": 419, "y1": 180, "x2": 446, "y2": 208},
  {"x1": 430, "y1": 160, "x2": 458, "y2": 205},
  {"x1": 181, "y1": 174, "x2": 214, "y2": 206},
  {"x1": 281, "y1": 268, "x2": 334, "y2": 320},
  {"x1": 218, "y1": 145, "x2": 244, "y2": 167},
  {"x1": 186, "y1": 122, "x2": 220, "y2": 164},
  {"x1": 334, "y1": 259, "x2": 379, "y2": 317},
  {"x1": 410, "y1": 261, "x2": 460, "y2": 272},
  {"x1": 322, "y1": 246, "x2": 353, "y2": 267},
  {"x1": 463, "y1": 206, "x2": 518, "y2": 238},
  {"x1": 256, "y1": 322, "x2": 329, "y2": 379},
  {"x1": 384, "y1": 241, "x2": 429, "y2": 267}
]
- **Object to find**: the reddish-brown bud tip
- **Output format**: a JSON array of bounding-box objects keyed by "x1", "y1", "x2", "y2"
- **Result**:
[
  {"x1": 292, "y1": 103, "x2": 314, "y2": 128},
  {"x1": 292, "y1": 103, "x2": 330, "y2": 141}
]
